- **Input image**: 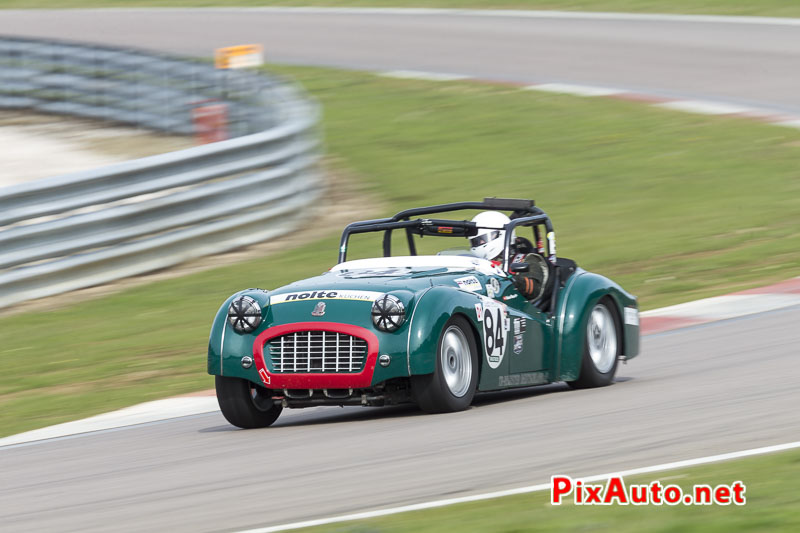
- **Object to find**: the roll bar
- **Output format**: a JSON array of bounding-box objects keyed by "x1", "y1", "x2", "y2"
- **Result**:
[{"x1": 337, "y1": 198, "x2": 554, "y2": 265}]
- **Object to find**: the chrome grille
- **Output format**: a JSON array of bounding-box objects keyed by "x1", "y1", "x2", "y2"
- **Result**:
[{"x1": 268, "y1": 331, "x2": 367, "y2": 373}]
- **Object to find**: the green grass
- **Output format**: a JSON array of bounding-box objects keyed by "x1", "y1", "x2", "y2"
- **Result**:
[
  {"x1": 2, "y1": 65, "x2": 800, "y2": 436},
  {"x1": 3, "y1": 0, "x2": 800, "y2": 18},
  {"x1": 292, "y1": 447, "x2": 800, "y2": 532}
]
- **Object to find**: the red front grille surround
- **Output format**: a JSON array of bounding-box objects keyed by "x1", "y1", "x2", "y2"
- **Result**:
[{"x1": 253, "y1": 322, "x2": 379, "y2": 389}]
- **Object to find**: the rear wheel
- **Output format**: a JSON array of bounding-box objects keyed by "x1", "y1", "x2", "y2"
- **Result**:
[
  {"x1": 411, "y1": 316, "x2": 478, "y2": 413},
  {"x1": 567, "y1": 299, "x2": 620, "y2": 389},
  {"x1": 215, "y1": 375, "x2": 283, "y2": 428}
]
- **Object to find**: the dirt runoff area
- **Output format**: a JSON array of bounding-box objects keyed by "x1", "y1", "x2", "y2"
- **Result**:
[{"x1": 0, "y1": 110, "x2": 194, "y2": 187}]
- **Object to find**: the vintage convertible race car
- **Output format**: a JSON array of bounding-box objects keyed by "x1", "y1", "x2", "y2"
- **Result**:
[{"x1": 208, "y1": 198, "x2": 640, "y2": 428}]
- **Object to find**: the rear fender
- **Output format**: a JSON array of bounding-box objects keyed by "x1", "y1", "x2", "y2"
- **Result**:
[{"x1": 556, "y1": 271, "x2": 639, "y2": 381}]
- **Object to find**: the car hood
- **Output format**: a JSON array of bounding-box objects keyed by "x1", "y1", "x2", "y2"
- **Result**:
[{"x1": 267, "y1": 255, "x2": 504, "y2": 300}]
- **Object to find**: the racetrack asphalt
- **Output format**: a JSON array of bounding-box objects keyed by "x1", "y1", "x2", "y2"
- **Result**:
[
  {"x1": 1, "y1": 8, "x2": 799, "y2": 532},
  {"x1": 1, "y1": 8, "x2": 800, "y2": 114},
  {"x1": 2, "y1": 305, "x2": 800, "y2": 532}
]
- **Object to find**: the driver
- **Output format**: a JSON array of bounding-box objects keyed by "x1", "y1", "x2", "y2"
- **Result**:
[
  {"x1": 469, "y1": 211, "x2": 539, "y2": 299},
  {"x1": 469, "y1": 211, "x2": 532, "y2": 265}
]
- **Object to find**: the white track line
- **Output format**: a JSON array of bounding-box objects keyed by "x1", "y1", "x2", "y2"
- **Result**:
[
  {"x1": 378, "y1": 69, "x2": 800, "y2": 126},
  {"x1": 524, "y1": 83, "x2": 626, "y2": 97},
  {"x1": 0, "y1": 397, "x2": 219, "y2": 447},
  {"x1": 655, "y1": 100, "x2": 753, "y2": 115},
  {"x1": 379, "y1": 70, "x2": 470, "y2": 81},
  {"x1": 85, "y1": 8, "x2": 800, "y2": 27},
  {"x1": 377, "y1": 73, "x2": 800, "y2": 127},
  {"x1": 642, "y1": 293, "x2": 800, "y2": 320},
  {"x1": 237, "y1": 440, "x2": 800, "y2": 532}
]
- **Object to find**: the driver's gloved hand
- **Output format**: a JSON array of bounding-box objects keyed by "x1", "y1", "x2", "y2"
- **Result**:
[{"x1": 513, "y1": 274, "x2": 537, "y2": 299}]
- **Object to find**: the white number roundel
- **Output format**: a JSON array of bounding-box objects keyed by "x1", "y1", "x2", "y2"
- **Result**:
[{"x1": 477, "y1": 301, "x2": 509, "y2": 369}]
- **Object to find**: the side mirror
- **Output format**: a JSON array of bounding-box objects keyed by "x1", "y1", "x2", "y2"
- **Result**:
[{"x1": 509, "y1": 262, "x2": 530, "y2": 273}]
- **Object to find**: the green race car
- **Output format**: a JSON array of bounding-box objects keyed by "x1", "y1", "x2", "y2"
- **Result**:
[{"x1": 208, "y1": 198, "x2": 640, "y2": 428}]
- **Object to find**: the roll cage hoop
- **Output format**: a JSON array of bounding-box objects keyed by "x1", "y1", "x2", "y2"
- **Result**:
[{"x1": 337, "y1": 198, "x2": 557, "y2": 271}]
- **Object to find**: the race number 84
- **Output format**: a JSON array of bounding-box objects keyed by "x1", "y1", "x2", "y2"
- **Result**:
[{"x1": 481, "y1": 305, "x2": 508, "y2": 369}]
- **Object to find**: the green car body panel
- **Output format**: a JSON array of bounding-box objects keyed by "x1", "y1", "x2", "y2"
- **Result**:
[
  {"x1": 207, "y1": 257, "x2": 640, "y2": 392},
  {"x1": 554, "y1": 270, "x2": 639, "y2": 382}
]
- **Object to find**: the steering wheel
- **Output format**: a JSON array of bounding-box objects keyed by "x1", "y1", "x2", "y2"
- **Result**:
[{"x1": 521, "y1": 253, "x2": 551, "y2": 302}]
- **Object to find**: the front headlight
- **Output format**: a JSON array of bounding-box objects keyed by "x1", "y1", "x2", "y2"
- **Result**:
[
  {"x1": 228, "y1": 296, "x2": 263, "y2": 334},
  {"x1": 371, "y1": 294, "x2": 406, "y2": 332}
]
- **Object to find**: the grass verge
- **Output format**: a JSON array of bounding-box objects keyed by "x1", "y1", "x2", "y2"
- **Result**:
[
  {"x1": 1, "y1": 65, "x2": 800, "y2": 436},
  {"x1": 290, "y1": 447, "x2": 800, "y2": 532},
  {"x1": 3, "y1": 1, "x2": 800, "y2": 18}
]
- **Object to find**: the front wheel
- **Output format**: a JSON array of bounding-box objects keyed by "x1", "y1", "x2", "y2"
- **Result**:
[
  {"x1": 567, "y1": 300, "x2": 620, "y2": 389},
  {"x1": 411, "y1": 316, "x2": 479, "y2": 413},
  {"x1": 215, "y1": 375, "x2": 283, "y2": 428}
]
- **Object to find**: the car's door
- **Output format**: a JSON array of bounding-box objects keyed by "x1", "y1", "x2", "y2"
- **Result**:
[
  {"x1": 494, "y1": 277, "x2": 548, "y2": 375},
  {"x1": 509, "y1": 302, "x2": 549, "y2": 374}
]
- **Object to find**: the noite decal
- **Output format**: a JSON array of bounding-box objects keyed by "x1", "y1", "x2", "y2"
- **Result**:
[
  {"x1": 455, "y1": 276, "x2": 482, "y2": 293},
  {"x1": 271, "y1": 290, "x2": 384, "y2": 304}
]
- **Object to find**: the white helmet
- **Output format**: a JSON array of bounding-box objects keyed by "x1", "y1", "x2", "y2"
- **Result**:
[{"x1": 469, "y1": 211, "x2": 515, "y2": 261}]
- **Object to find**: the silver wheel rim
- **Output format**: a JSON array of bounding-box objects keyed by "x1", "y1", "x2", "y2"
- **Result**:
[
  {"x1": 441, "y1": 325, "x2": 472, "y2": 398},
  {"x1": 587, "y1": 303, "x2": 617, "y2": 374}
]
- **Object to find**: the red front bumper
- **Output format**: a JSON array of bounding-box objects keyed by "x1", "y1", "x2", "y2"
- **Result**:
[{"x1": 252, "y1": 322, "x2": 379, "y2": 389}]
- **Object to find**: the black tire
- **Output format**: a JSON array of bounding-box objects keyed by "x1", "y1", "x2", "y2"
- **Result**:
[
  {"x1": 411, "y1": 315, "x2": 479, "y2": 413},
  {"x1": 567, "y1": 298, "x2": 621, "y2": 389},
  {"x1": 215, "y1": 375, "x2": 283, "y2": 428}
]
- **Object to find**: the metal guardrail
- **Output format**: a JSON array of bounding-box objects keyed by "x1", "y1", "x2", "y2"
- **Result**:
[
  {"x1": 0, "y1": 37, "x2": 322, "y2": 309},
  {"x1": 0, "y1": 37, "x2": 280, "y2": 136}
]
